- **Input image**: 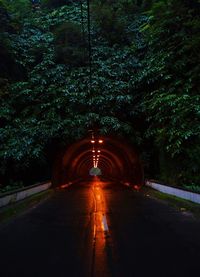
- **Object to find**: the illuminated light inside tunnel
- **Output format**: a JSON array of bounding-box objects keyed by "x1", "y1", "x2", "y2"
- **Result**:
[
  {"x1": 52, "y1": 136, "x2": 144, "y2": 188},
  {"x1": 90, "y1": 139, "x2": 104, "y2": 168}
]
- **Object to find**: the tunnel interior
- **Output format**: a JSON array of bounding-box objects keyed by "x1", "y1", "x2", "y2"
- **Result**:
[{"x1": 52, "y1": 136, "x2": 144, "y2": 187}]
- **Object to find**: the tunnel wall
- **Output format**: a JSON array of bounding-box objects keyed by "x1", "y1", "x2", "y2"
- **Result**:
[{"x1": 52, "y1": 136, "x2": 144, "y2": 187}]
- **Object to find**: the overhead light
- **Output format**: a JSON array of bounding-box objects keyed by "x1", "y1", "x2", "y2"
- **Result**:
[
  {"x1": 97, "y1": 150, "x2": 101, "y2": 153},
  {"x1": 92, "y1": 150, "x2": 95, "y2": 153},
  {"x1": 98, "y1": 140, "x2": 103, "y2": 144},
  {"x1": 91, "y1": 140, "x2": 95, "y2": 144}
]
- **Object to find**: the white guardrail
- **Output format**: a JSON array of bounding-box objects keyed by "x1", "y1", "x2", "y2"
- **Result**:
[
  {"x1": 146, "y1": 180, "x2": 200, "y2": 204},
  {"x1": 0, "y1": 182, "x2": 52, "y2": 208}
]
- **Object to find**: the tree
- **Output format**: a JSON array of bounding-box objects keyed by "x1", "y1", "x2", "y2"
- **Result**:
[
  {"x1": 0, "y1": 0, "x2": 199, "y2": 190},
  {"x1": 138, "y1": 0, "x2": 200, "y2": 185}
]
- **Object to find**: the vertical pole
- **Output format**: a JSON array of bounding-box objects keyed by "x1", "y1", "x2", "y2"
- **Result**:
[{"x1": 87, "y1": 0, "x2": 92, "y2": 93}]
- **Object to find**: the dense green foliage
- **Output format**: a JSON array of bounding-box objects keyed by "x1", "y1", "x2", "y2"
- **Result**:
[
  {"x1": 0, "y1": 0, "x2": 199, "y2": 189},
  {"x1": 140, "y1": 0, "x2": 200, "y2": 185}
]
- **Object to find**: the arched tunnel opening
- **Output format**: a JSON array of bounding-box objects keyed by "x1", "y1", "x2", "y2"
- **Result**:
[{"x1": 52, "y1": 136, "x2": 144, "y2": 188}]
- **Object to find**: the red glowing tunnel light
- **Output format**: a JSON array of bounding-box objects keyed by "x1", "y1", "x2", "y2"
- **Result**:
[
  {"x1": 91, "y1": 140, "x2": 95, "y2": 144},
  {"x1": 124, "y1": 182, "x2": 130, "y2": 187},
  {"x1": 98, "y1": 139, "x2": 103, "y2": 144},
  {"x1": 134, "y1": 185, "x2": 140, "y2": 191},
  {"x1": 60, "y1": 184, "x2": 69, "y2": 189},
  {"x1": 97, "y1": 150, "x2": 101, "y2": 153}
]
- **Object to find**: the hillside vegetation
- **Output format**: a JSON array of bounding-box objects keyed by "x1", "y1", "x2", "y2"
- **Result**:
[{"x1": 0, "y1": 0, "x2": 199, "y2": 190}]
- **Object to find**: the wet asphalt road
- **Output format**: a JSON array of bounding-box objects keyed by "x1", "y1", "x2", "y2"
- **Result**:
[{"x1": 0, "y1": 178, "x2": 200, "y2": 277}]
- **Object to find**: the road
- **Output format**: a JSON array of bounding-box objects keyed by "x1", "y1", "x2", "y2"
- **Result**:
[{"x1": 0, "y1": 178, "x2": 200, "y2": 277}]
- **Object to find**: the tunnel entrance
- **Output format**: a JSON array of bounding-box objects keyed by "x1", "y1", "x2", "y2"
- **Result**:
[
  {"x1": 52, "y1": 136, "x2": 144, "y2": 188},
  {"x1": 89, "y1": 167, "x2": 102, "y2": 176}
]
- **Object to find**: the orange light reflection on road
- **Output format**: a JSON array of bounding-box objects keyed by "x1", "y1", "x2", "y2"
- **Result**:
[
  {"x1": 91, "y1": 177, "x2": 111, "y2": 276},
  {"x1": 92, "y1": 177, "x2": 109, "y2": 237}
]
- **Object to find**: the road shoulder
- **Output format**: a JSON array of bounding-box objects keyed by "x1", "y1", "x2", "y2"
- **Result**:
[
  {"x1": 0, "y1": 189, "x2": 54, "y2": 225},
  {"x1": 142, "y1": 186, "x2": 200, "y2": 219}
]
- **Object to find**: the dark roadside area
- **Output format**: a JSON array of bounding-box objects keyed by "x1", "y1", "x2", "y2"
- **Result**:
[
  {"x1": 142, "y1": 186, "x2": 200, "y2": 219},
  {"x1": 0, "y1": 189, "x2": 53, "y2": 225}
]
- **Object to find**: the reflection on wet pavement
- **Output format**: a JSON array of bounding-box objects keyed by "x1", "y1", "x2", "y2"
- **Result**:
[{"x1": 92, "y1": 178, "x2": 111, "y2": 277}]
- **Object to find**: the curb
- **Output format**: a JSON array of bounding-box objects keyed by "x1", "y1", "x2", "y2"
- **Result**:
[
  {"x1": 146, "y1": 180, "x2": 200, "y2": 205},
  {"x1": 0, "y1": 182, "x2": 52, "y2": 208}
]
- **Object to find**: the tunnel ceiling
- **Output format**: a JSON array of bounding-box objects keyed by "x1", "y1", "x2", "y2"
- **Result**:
[{"x1": 52, "y1": 136, "x2": 144, "y2": 186}]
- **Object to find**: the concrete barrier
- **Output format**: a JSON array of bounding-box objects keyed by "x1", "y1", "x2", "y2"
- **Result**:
[
  {"x1": 0, "y1": 182, "x2": 52, "y2": 208},
  {"x1": 146, "y1": 180, "x2": 200, "y2": 204}
]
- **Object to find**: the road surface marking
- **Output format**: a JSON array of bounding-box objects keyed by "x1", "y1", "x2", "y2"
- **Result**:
[{"x1": 102, "y1": 214, "x2": 109, "y2": 232}]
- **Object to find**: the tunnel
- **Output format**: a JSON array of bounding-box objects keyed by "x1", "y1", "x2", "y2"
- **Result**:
[{"x1": 52, "y1": 136, "x2": 144, "y2": 188}]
